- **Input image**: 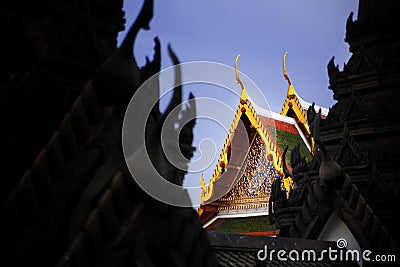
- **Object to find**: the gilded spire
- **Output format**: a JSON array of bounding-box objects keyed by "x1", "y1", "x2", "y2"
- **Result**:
[
  {"x1": 283, "y1": 52, "x2": 292, "y2": 86},
  {"x1": 235, "y1": 54, "x2": 248, "y2": 100},
  {"x1": 283, "y1": 52, "x2": 295, "y2": 96}
]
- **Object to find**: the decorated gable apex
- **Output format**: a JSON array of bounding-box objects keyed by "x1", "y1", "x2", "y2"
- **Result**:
[
  {"x1": 280, "y1": 52, "x2": 329, "y2": 150},
  {"x1": 199, "y1": 55, "x2": 320, "y2": 232}
]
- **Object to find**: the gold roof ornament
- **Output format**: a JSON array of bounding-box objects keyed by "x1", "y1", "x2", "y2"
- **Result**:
[
  {"x1": 235, "y1": 54, "x2": 249, "y2": 101},
  {"x1": 283, "y1": 51, "x2": 292, "y2": 86},
  {"x1": 280, "y1": 52, "x2": 313, "y2": 151},
  {"x1": 283, "y1": 52, "x2": 296, "y2": 97}
]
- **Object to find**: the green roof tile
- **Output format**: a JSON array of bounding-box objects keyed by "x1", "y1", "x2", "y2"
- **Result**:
[{"x1": 211, "y1": 216, "x2": 275, "y2": 233}]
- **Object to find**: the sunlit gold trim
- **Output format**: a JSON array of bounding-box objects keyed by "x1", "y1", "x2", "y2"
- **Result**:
[{"x1": 197, "y1": 207, "x2": 203, "y2": 216}]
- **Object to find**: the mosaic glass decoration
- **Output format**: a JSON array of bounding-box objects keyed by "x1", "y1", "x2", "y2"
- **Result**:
[{"x1": 221, "y1": 134, "x2": 283, "y2": 200}]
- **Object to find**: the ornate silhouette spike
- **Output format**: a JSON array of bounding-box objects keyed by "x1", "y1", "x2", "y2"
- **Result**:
[
  {"x1": 120, "y1": 0, "x2": 153, "y2": 55},
  {"x1": 187, "y1": 92, "x2": 196, "y2": 120},
  {"x1": 327, "y1": 56, "x2": 339, "y2": 79},
  {"x1": 163, "y1": 44, "x2": 182, "y2": 117},
  {"x1": 346, "y1": 12, "x2": 354, "y2": 31},
  {"x1": 282, "y1": 145, "x2": 293, "y2": 179}
]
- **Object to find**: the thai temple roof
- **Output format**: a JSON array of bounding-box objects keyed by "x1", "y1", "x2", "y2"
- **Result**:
[
  {"x1": 296, "y1": 93, "x2": 329, "y2": 117},
  {"x1": 252, "y1": 102, "x2": 312, "y2": 153},
  {"x1": 199, "y1": 53, "x2": 328, "y2": 233},
  {"x1": 279, "y1": 52, "x2": 329, "y2": 117},
  {"x1": 3, "y1": 1, "x2": 400, "y2": 266}
]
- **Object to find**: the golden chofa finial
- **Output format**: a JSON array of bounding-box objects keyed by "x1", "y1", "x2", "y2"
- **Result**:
[
  {"x1": 235, "y1": 54, "x2": 248, "y2": 100},
  {"x1": 235, "y1": 54, "x2": 245, "y2": 92},
  {"x1": 283, "y1": 51, "x2": 292, "y2": 86},
  {"x1": 283, "y1": 52, "x2": 296, "y2": 97}
]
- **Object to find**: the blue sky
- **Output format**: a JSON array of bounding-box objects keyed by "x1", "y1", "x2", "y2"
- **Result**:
[{"x1": 118, "y1": 0, "x2": 359, "y2": 206}]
